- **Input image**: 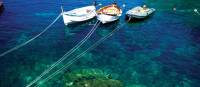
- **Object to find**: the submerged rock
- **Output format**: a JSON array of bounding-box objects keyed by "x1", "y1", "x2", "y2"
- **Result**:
[{"x1": 63, "y1": 69, "x2": 123, "y2": 87}]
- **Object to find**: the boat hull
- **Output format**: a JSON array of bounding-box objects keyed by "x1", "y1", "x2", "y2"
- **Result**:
[
  {"x1": 62, "y1": 6, "x2": 96, "y2": 25},
  {"x1": 126, "y1": 14, "x2": 147, "y2": 19},
  {"x1": 126, "y1": 6, "x2": 155, "y2": 19},
  {"x1": 97, "y1": 14, "x2": 120, "y2": 24}
]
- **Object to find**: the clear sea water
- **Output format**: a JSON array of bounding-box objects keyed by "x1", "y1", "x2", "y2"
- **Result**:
[{"x1": 0, "y1": 0, "x2": 200, "y2": 87}]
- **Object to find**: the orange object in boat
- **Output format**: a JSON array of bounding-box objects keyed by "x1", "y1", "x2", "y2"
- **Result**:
[{"x1": 97, "y1": 4, "x2": 121, "y2": 16}]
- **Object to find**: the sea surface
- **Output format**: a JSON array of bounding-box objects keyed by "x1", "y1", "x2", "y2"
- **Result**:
[{"x1": 0, "y1": 0, "x2": 200, "y2": 87}]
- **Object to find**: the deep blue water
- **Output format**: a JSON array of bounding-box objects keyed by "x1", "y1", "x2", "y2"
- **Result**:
[{"x1": 0, "y1": 0, "x2": 200, "y2": 87}]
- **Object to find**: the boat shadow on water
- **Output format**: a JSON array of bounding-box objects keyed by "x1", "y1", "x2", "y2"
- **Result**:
[
  {"x1": 95, "y1": 20, "x2": 119, "y2": 37},
  {"x1": 125, "y1": 13, "x2": 155, "y2": 23},
  {"x1": 65, "y1": 18, "x2": 120, "y2": 30},
  {"x1": 99, "y1": 20, "x2": 120, "y2": 29},
  {"x1": 65, "y1": 18, "x2": 97, "y2": 29}
]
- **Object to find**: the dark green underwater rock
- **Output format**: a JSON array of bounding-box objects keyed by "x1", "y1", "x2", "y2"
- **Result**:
[{"x1": 63, "y1": 69, "x2": 123, "y2": 87}]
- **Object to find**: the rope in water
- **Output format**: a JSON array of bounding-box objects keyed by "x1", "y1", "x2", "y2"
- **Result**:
[
  {"x1": 33, "y1": 7, "x2": 199, "y2": 87},
  {"x1": 0, "y1": 13, "x2": 62, "y2": 58},
  {"x1": 26, "y1": 3, "x2": 104, "y2": 87},
  {"x1": 34, "y1": 19, "x2": 130, "y2": 87},
  {"x1": 33, "y1": 4, "x2": 198, "y2": 86},
  {"x1": 26, "y1": 21, "x2": 100, "y2": 87},
  {"x1": 157, "y1": 8, "x2": 200, "y2": 15},
  {"x1": 33, "y1": 4, "x2": 128, "y2": 87},
  {"x1": 194, "y1": 9, "x2": 200, "y2": 15},
  {"x1": 35, "y1": 5, "x2": 199, "y2": 85}
]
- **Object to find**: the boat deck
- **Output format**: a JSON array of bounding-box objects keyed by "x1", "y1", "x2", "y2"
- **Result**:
[{"x1": 97, "y1": 4, "x2": 121, "y2": 16}]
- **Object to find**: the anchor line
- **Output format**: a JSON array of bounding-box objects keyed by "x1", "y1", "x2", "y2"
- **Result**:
[
  {"x1": 194, "y1": 9, "x2": 200, "y2": 15},
  {"x1": 157, "y1": 8, "x2": 200, "y2": 15},
  {"x1": 34, "y1": 4, "x2": 129, "y2": 87},
  {"x1": 0, "y1": 13, "x2": 62, "y2": 57},
  {"x1": 26, "y1": 21, "x2": 100, "y2": 87},
  {"x1": 35, "y1": 22, "x2": 128, "y2": 87}
]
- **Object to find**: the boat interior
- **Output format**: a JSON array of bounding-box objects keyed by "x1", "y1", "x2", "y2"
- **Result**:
[{"x1": 97, "y1": 4, "x2": 121, "y2": 16}]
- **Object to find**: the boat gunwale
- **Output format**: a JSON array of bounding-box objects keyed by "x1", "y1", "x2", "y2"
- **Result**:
[{"x1": 63, "y1": 5, "x2": 96, "y2": 16}]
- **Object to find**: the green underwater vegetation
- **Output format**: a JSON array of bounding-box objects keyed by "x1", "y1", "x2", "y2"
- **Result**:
[{"x1": 63, "y1": 69, "x2": 123, "y2": 87}]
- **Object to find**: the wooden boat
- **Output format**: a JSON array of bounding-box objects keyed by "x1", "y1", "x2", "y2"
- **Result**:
[
  {"x1": 61, "y1": 6, "x2": 96, "y2": 25},
  {"x1": 126, "y1": 5, "x2": 155, "y2": 19},
  {"x1": 96, "y1": 3, "x2": 122, "y2": 24}
]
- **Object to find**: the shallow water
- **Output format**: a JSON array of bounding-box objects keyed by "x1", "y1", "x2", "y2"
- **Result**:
[{"x1": 0, "y1": 0, "x2": 200, "y2": 87}]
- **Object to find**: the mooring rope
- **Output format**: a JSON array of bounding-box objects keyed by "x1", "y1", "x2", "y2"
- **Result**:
[
  {"x1": 26, "y1": 21, "x2": 100, "y2": 87},
  {"x1": 34, "y1": 21, "x2": 128, "y2": 87},
  {"x1": 33, "y1": 6, "x2": 200, "y2": 87},
  {"x1": 26, "y1": 3, "x2": 104, "y2": 87},
  {"x1": 194, "y1": 9, "x2": 200, "y2": 15},
  {"x1": 0, "y1": 13, "x2": 62, "y2": 57},
  {"x1": 33, "y1": 4, "x2": 128, "y2": 87},
  {"x1": 157, "y1": 8, "x2": 200, "y2": 16},
  {"x1": 177, "y1": 9, "x2": 200, "y2": 15}
]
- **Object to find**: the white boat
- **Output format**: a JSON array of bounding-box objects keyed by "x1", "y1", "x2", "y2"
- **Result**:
[
  {"x1": 126, "y1": 6, "x2": 155, "y2": 19},
  {"x1": 61, "y1": 6, "x2": 96, "y2": 25},
  {"x1": 96, "y1": 3, "x2": 122, "y2": 24}
]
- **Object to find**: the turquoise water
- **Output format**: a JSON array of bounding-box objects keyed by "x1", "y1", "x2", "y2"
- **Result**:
[{"x1": 0, "y1": 0, "x2": 200, "y2": 87}]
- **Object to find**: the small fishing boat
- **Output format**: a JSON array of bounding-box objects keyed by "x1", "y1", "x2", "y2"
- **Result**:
[
  {"x1": 126, "y1": 5, "x2": 155, "y2": 19},
  {"x1": 61, "y1": 5, "x2": 96, "y2": 25},
  {"x1": 96, "y1": 3, "x2": 122, "y2": 24}
]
